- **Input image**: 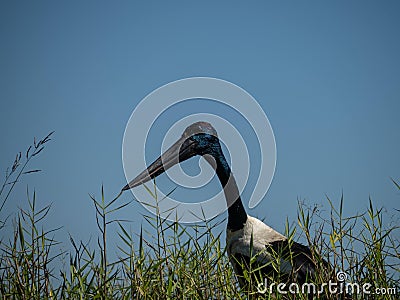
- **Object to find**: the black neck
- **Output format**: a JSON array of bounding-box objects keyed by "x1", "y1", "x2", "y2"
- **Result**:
[{"x1": 205, "y1": 151, "x2": 247, "y2": 231}]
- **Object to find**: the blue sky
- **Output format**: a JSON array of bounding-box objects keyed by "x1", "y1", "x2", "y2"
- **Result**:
[{"x1": 1, "y1": 1, "x2": 399, "y2": 258}]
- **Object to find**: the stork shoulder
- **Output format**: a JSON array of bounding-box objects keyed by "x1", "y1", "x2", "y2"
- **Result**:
[
  {"x1": 226, "y1": 215, "x2": 293, "y2": 275},
  {"x1": 226, "y1": 215, "x2": 286, "y2": 256}
]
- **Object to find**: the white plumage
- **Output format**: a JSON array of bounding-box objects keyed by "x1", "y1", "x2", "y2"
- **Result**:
[{"x1": 227, "y1": 216, "x2": 293, "y2": 276}]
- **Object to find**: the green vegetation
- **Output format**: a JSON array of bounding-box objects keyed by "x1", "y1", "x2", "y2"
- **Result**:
[{"x1": 0, "y1": 134, "x2": 399, "y2": 299}]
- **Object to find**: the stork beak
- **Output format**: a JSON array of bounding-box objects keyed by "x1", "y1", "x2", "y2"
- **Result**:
[{"x1": 122, "y1": 136, "x2": 197, "y2": 191}]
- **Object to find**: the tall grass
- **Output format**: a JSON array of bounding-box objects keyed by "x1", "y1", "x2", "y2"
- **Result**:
[{"x1": 0, "y1": 134, "x2": 399, "y2": 299}]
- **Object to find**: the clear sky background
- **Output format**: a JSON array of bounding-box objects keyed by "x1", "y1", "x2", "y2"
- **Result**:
[{"x1": 1, "y1": 1, "x2": 399, "y2": 262}]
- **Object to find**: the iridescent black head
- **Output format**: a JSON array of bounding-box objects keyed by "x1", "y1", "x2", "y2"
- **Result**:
[
  {"x1": 122, "y1": 122, "x2": 221, "y2": 191},
  {"x1": 183, "y1": 121, "x2": 218, "y2": 137},
  {"x1": 181, "y1": 121, "x2": 220, "y2": 156}
]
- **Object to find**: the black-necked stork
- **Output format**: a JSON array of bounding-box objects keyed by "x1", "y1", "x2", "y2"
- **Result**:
[{"x1": 122, "y1": 121, "x2": 324, "y2": 288}]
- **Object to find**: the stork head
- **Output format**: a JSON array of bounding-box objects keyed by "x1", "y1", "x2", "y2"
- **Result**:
[{"x1": 122, "y1": 121, "x2": 221, "y2": 191}]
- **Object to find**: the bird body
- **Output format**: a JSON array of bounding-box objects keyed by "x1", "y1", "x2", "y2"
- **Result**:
[
  {"x1": 227, "y1": 215, "x2": 320, "y2": 285},
  {"x1": 227, "y1": 215, "x2": 292, "y2": 276},
  {"x1": 123, "y1": 121, "x2": 323, "y2": 290}
]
